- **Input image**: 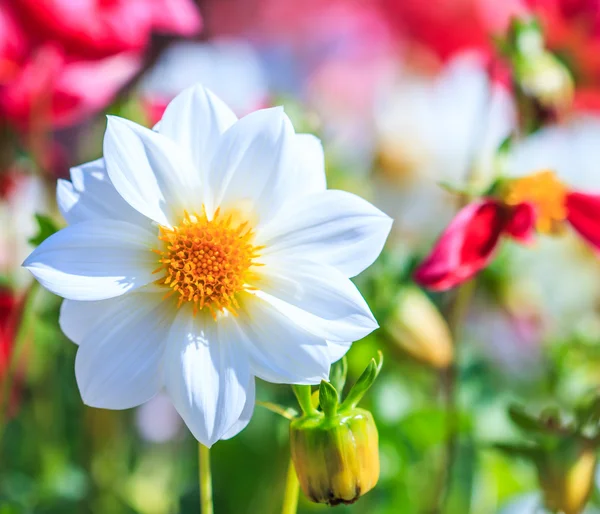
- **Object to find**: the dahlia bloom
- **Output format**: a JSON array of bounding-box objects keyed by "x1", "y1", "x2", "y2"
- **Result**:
[
  {"x1": 140, "y1": 40, "x2": 269, "y2": 125},
  {"x1": 8, "y1": 0, "x2": 201, "y2": 58},
  {"x1": 24, "y1": 85, "x2": 391, "y2": 446},
  {"x1": 374, "y1": 55, "x2": 515, "y2": 251},
  {"x1": 0, "y1": 0, "x2": 201, "y2": 130},
  {"x1": 0, "y1": 44, "x2": 141, "y2": 130},
  {"x1": 415, "y1": 119, "x2": 600, "y2": 291}
]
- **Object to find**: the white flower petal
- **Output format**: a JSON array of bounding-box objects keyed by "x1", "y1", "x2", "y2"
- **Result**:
[
  {"x1": 57, "y1": 158, "x2": 150, "y2": 227},
  {"x1": 23, "y1": 219, "x2": 158, "y2": 301},
  {"x1": 234, "y1": 294, "x2": 331, "y2": 385},
  {"x1": 292, "y1": 134, "x2": 327, "y2": 195},
  {"x1": 103, "y1": 116, "x2": 202, "y2": 226},
  {"x1": 75, "y1": 292, "x2": 173, "y2": 409},
  {"x1": 209, "y1": 107, "x2": 296, "y2": 221},
  {"x1": 164, "y1": 309, "x2": 250, "y2": 447},
  {"x1": 255, "y1": 258, "x2": 377, "y2": 342},
  {"x1": 327, "y1": 341, "x2": 352, "y2": 362},
  {"x1": 508, "y1": 117, "x2": 600, "y2": 190},
  {"x1": 158, "y1": 85, "x2": 237, "y2": 196},
  {"x1": 60, "y1": 298, "x2": 115, "y2": 345},
  {"x1": 257, "y1": 190, "x2": 392, "y2": 277},
  {"x1": 221, "y1": 375, "x2": 256, "y2": 440}
]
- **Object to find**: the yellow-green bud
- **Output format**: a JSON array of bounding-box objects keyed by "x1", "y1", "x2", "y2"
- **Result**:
[
  {"x1": 515, "y1": 52, "x2": 574, "y2": 115},
  {"x1": 387, "y1": 286, "x2": 453, "y2": 369},
  {"x1": 536, "y1": 441, "x2": 597, "y2": 514},
  {"x1": 290, "y1": 408, "x2": 379, "y2": 506}
]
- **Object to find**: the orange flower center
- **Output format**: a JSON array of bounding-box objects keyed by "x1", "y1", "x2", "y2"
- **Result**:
[
  {"x1": 153, "y1": 208, "x2": 262, "y2": 316},
  {"x1": 504, "y1": 170, "x2": 567, "y2": 234}
]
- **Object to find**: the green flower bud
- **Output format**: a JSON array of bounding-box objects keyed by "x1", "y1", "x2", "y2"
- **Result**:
[
  {"x1": 290, "y1": 408, "x2": 379, "y2": 506},
  {"x1": 386, "y1": 286, "x2": 453, "y2": 369},
  {"x1": 536, "y1": 439, "x2": 597, "y2": 514}
]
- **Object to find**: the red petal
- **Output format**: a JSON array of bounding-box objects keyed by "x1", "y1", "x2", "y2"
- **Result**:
[
  {"x1": 414, "y1": 200, "x2": 506, "y2": 291},
  {"x1": 566, "y1": 191, "x2": 600, "y2": 252},
  {"x1": 504, "y1": 202, "x2": 537, "y2": 243}
]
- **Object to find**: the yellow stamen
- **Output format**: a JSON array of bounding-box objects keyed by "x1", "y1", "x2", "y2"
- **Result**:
[
  {"x1": 153, "y1": 208, "x2": 260, "y2": 316},
  {"x1": 504, "y1": 170, "x2": 567, "y2": 234}
]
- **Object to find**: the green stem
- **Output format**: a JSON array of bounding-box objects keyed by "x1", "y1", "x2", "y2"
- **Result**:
[
  {"x1": 292, "y1": 385, "x2": 316, "y2": 415},
  {"x1": 429, "y1": 281, "x2": 476, "y2": 514},
  {"x1": 199, "y1": 443, "x2": 213, "y2": 514},
  {"x1": 0, "y1": 282, "x2": 39, "y2": 439},
  {"x1": 281, "y1": 458, "x2": 300, "y2": 514}
]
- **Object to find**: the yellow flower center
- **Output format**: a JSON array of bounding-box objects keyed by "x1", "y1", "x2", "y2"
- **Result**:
[
  {"x1": 504, "y1": 170, "x2": 567, "y2": 234},
  {"x1": 153, "y1": 208, "x2": 262, "y2": 316}
]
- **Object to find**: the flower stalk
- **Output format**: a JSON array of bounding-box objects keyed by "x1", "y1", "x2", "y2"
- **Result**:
[
  {"x1": 198, "y1": 443, "x2": 213, "y2": 514},
  {"x1": 281, "y1": 458, "x2": 300, "y2": 514}
]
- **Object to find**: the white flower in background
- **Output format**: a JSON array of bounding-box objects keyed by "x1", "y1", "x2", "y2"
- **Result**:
[
  {"x1": 503, "y1": 118, "x2": 600, "y2": 337},
  {"x1": 374, "y1": 54, "x2": 515, "y2": 250},
  {"x1": 140, "y1": 39, "x2": 268, "y2": 117},
  {"x1": 0, "y1": 171, "x2": 49, "y2": 287},
  {"x1": 23, "y1": 84, "x2": 391, "y2": 446}
]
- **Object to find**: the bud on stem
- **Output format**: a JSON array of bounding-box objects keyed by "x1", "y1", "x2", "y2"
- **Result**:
[
  {"x1": 290, "y1": 354, "x2": 383, "y2": 506},
  {"x1": 290, "y1": 409, "x2": 379, "y2": 505}
]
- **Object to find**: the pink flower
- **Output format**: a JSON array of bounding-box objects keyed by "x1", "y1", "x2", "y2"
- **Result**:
[
  {"x1": 0, "y1": 0, "x2": 201, "y2": 131},
  {"x1": 0, "y1": 44, "x2": 142, "y2": 130},
  {"x1": 9, "y1": 0, "x2": 201, "y2": 58}
]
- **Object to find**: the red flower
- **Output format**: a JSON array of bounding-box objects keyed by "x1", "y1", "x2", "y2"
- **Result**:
[
  {"x1": 0, "y1": 288, "x2": 17, "y2": 378},
  {"x1": 378, "y1": 0, "x2": 526, "y2": 63},
  {"x1": 415, "y1": 171, "x2": 600, "y2": 291},
  {"x1": 414, "y1": 199, "x2": 536, "y2": 291}
]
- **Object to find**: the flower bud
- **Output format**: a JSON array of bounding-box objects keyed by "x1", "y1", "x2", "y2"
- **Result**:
[
  {"x1": 290, "y1": 408, "x2": 379, "y2": 505},
  {"x1": 386, "y1": 286, "x2": 453, "y2": 368},
  {"x1": 536, "y1": 440, "x2": 597, "y2": 514},
  {"x1": 506, "y1": 18, "x2": 574, "y2": 125},
  {"x1": 514, "y1": 52, "x2": 574, "y2": 117}
]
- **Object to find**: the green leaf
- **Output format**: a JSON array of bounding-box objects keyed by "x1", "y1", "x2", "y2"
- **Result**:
[
  {"x1": 28, "y1": 214, "x2": 59, "y2": 247},
  {"x1": 491, "y1": 442, "x2": 540, "y2": 461},
  {"x1": 575, "y1": 393, "x2": 600, "y2": 428},
  {"x1": 318, "y1": 380, "x2": 338, "y2": 418},
  {"x1": 508, "y1": 404, "x2": 565, "y2": 435},
  {"x1": 329, "y1": 356, "x2": 347, "y2": 400},
  {"x1": 508, "y1": 405, "x2": 546, "y2": 432},
  {"x1": 340, "y1": 351, "x2": 383, "y2": 410}
]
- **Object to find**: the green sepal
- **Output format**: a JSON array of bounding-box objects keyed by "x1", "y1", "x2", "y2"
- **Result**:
[
  {"x1": 28, "y1": 213, "x2": 59, "y2": 247},
  {"x1": 340, "y1": 351, "x2": 383, "y2": 410},
  {"x1": 319, "y1": 380, "x2": 339, "y2": 418},
  {"x1": 329, "y1": 356, "x2": 348, "y2": 400}
]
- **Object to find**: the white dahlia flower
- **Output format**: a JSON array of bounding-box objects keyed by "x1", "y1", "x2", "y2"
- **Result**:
[{"x1": 23, "y1": 85, "x2": 392, "y2": 446}]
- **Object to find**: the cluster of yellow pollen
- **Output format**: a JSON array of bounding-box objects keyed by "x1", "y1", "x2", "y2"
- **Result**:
[
  {"x1": 504, "y1": 170, "x2": 568, "y2": 234},
  {"x1": 153, "y1": 208, "x2": 262, "y2": 316}
]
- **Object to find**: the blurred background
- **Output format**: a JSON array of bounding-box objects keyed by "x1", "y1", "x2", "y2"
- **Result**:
[{"x1": 5, "y1": 0, "x2": 600, "y2": 513}]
